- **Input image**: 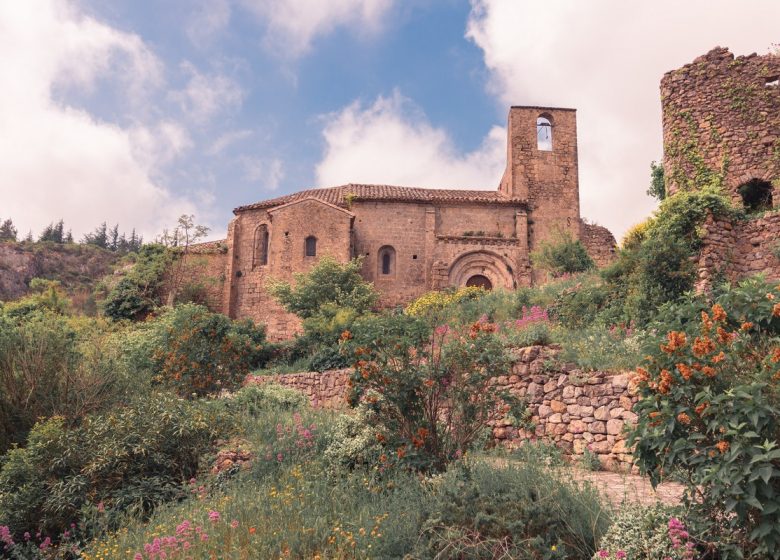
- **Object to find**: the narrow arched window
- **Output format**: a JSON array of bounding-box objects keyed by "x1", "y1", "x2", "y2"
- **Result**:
[
  {"x1": 537, "y1": 115, "x2": 552, "y2": 151},
  {"x1": 378, "y1": 246, "x2": 395, "y2": 276},
  {"x1": 253, "y1": 224, "x2": 269, "y2": 267},
  {"x1": 305, "y1": 236, "x2": 317, "y2": 257}
]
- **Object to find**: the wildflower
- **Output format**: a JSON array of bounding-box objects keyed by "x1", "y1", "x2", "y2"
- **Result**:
[
  {"x1": 741, "y1": 322, "x2": 753, "y2": 331},
  {"x1": 550, "y1": 544, "x2": 557, "y2": 551},
  {"x1": 134, "y1": 554, "x2": 143, "y2": 560},
  {"x1": 701, "y1": 366, "x2": 716, "y2": 378},
  {"x1": 774, "y1": 303, "x2": 780, "y2": 317},
  {"x1": 692, "y1": 336, "x2": 715, "y2": 357},
  {"x1": 769, "y1": 293, "x2": 776, "y2": 301},
  {"x1": 598, "y1": 551, "x2": 609, "y2": 559},
  {"x1": 715, "y1": 440, "x2": 729, "y2": 453},
  {"x1": 39, "y1": 537, "x2": 51, "y2": 550},
  {"x1": 339, "y1": 330, "x2": 352, "y2": 341},
  {"x1": 661, "y1": 331, "x2": 687, "y2": 353},
  {"x1": 396, "y1": 447, "x2": 406, "y2": 459},
  {"x1": 677, "y1": 412, "x2": 691, "y2": 425},
  {"x1": 711, "y1": 304, "x2": 727, "y2": 322},
  {"x1": 701, "y1": 311, "x2": 713, "y2": 332},
  {"x1": 616, "y1": 552, "x2": 626, "y2": 559},
  {"x1": 771, "y1": 348, "x2": 780, "y2": 363},
  {"x1": 695, "y1": 402, "x2": 709, "y2": 415},
  {"x1": 634, "y1": 367, "x2": 649, "y2": 383},
  {"x1": 231, "y1": 520, "x2": 239, "y2": 529},
  {"x1": 208, "y1": 511, "x2": 220, "y2": 523},
  {"x1": 658, "y1": 369, "x2": 673, "y2": 394},
  {"x1": 249, "y1": 527, "x2": 256, "y2": 534},
  {"x1": 676, "y1": 363, "x2": 692, "y2": 380},
  {"x1": 711, "y1": 351, "x2": 725, "y2": 363}
]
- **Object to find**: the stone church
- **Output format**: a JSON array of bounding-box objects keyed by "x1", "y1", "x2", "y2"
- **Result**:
[{"x1": 196, "y1": 106, "x2": 616, "y2": 339}]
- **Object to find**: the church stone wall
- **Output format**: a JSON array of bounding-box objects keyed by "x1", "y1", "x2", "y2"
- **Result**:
[{"x1": 661, "y1": 47, "x2": 780, "y2": 204}]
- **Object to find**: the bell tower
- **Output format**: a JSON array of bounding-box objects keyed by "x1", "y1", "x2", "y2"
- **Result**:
[{"x1": 498, "y1": 106, "x2": 581, "y2": 254}]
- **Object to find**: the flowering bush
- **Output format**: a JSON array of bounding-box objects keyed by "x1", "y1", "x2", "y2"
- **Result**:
[
  {"x1": 150, "y1": 304, "x2": 269, "y2": 397},
  {"x1": 628, "y1": 277, "x2": 780, "y2": 557},
  {"x1": 594, "y1": 504, "x2": 695, "y2": 560},
  {"x1": 341, "y1": 314, "x2": 526, "y2": 472}
]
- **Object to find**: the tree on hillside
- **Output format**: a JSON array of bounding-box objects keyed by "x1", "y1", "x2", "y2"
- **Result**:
[
  {"x1": 0, "y1": 219, "x2": 17, "y2": 242},
  {"x1": 158, "y1": 215, "x2": 210, "y2": 306},
  {"x1": 82, "y1": 222, "x2": 108, "y2": 248},
  {"x1": 39, "y1": 220, "x2": 65, "y2": 243},
  {"x1": 647, "y1": 161, "x2": 666, "y2": 201}
]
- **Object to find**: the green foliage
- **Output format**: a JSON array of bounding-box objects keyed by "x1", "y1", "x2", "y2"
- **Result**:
[
  {"x1": 604, "y1": 186, "x2": 737, "y2": 325},
  {"x1": 323, "y1": 405, "x2": 386, "y2": 474},
  {"x1": 628, "y1": 276, "x2": 780, "y2": 558},
  {"x1": 150, "y1": 304, "x2": 269, "y2": 398},
  {"x1": 0, "y1": 218, "x2": 17, "y2": 242},
  {"x1": 0, "y1": 310, "x2": 135, "y2": 453},
  {"x1": 531, "y1": 231, "x2": 595, "y2": 278},
  {"x1": 102, "y1": 244, "x2": 172, "y2": 321},
  {"x1": 38, "y1": 219, "x2": 68, "y2": 244},
  {"x1": 227, "y1": 383, "x2": 307, "y2": 415},
  {"x1": 594, "y1": 504, "x2": 689, "y2": 560},
  {"x1": 413, "y1": 460, "x2": 611, "y2": 559},
  {"x1": 511, "y1": 441, "x2": 566, "y2": 468},
  {"x1": 0, "y1": 278, "x2": 71, "y2": 318},
  {"x1": 557, "y1": 323, "x2": 643, "y2": 372},
  {"x1": 269, "y1": 256, "x2": 377, "y2": 319},
  {"x1": 0, "y1": 393, "x2": 231, "y2": 540},
  {"x1": 342, "y1": 314, "x2": 526, "y2": 472},
  {"x1": 647, "y1": 161, "x2": 666, "y2": 201},
  {"x1": 580, "y1": 448, "x2": 601, "y2": 472}
]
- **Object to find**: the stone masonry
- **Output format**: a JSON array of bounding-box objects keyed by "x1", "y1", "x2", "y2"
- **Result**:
[
  {"x1": 250, "y1": 346, "x2": 638, "y2": 471},
  {"x1": 661, "y1": 47, "x2": 780, "y2": 205},
  {"x1": 190, "y1": 106, "x2": 616, "y2": 339}
]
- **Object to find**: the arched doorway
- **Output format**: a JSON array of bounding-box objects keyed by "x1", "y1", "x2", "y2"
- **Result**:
[{"x1": 466, "y1": 274, "x2": 493, "y2": 290}]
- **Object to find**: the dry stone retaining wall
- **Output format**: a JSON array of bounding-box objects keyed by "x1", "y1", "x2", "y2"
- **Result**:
[{"x1": 252, "y1": 346, "x2": 638, "y2": 470}]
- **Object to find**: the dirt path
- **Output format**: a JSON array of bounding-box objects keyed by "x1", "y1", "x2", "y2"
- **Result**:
[{"x1": 570, "y1": 468, "x2": 684, "y2": 507}]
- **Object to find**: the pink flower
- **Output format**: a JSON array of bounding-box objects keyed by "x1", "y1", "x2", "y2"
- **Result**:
[
  {"x1": 134, "y1": 554, "x2": 143, "y2": 560},
  {"x1": 200, "y1": 533, "x2": 209, "y2": 542},
  {"x1": 598, "y1": 551, "x2": 609, "y2": 559},
  {"x1": 277, "y1": 452, "x2": 284, "y2": 462},
  {"x1": 208, "y1": 510, "x2": 220, "y2": 523},
  {"x1": 39, "y1": 537, "x2": 51, "y2": 550},
  {"x1": 97, "y1": 501, "x2": 105, "y2": 513},
  {"x1": 616, "y1": 552, "x2": 626, "y2": 559},
  {"x1": 231, "y1": 520, "x2": 239, "y2": 528}
]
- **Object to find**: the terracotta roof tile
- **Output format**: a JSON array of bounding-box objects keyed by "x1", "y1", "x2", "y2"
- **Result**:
[{"x1": 233, "y1": 184, "x2": 525, "y2": 214}]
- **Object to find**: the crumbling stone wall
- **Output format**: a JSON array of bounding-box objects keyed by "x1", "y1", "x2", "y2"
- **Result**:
[
  {"x1": 661, "y1": 47, "x2": 780, "y2": 205},
  {"x1": 696, "y1": 212, "x2": 780, "y2": 292},
  {"x1": 579, "y1": 220, "x2": 617, "y2": 268},
  {"x1": 252, "y1": 346, "x2": 638, "y2": 470}
]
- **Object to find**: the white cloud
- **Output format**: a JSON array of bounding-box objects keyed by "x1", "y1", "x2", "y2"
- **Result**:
[
  {"x1": 241, "y1": 157, "x2": 285, "y2": 190},
  {"x1": 240, "y1": 0, "x2": 394, "y2": 56},
  {"x1": 171, "y1": 61, "x2": 245, "y2": 123},
  {"x1": 466, "y1": 0, "x2": 780, "y2": 239},
  {"x1": 207, "y1": 129, "x2": 254, "y2": 155},
  {"x1": 186, "y1": 0, "x2": 231, "y2": 45},
  {"x1": 316, "y1": 91, "x2": 506, "y2": 189},
  {"x1": 0, "y1": 1, "x2": 196, "y2": 239}
]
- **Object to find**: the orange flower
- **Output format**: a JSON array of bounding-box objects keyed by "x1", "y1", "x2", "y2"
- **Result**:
[
  {"x1": 396, "y1": 447, "x2": 406, "y2": 459},
  {"x1": 771, "y1": 348, "x2": 780, "y2": 363},
  {"x1": 376, "y1": 433, "x2": 386, "y2": 443},
  {"x1": 340, "y1": 330, "x2": 353, "y2": 341},
  {"x1": 417, "y1": 427, "x2": 430, "y2": 439},
  {"x1": 634, "y1": 367, "x2": 650, "y2": 383},
  {"x1": 741, "y1": 322, "x2": 753, "y2": 331},
  {"x1": 774, "y1": 303, "x2": 780, "y2": 317},
  {"x1": 658, "y1": 369, "x2": 673, "y2": 394},
  {"x1": 701, "y1": 311, "x2": 713, "y2": 332},
  {"x1": 692, "y1": 336, "x2": 715, "y2": 357},
  {"x1": 412, "y1": 436, "x2": 424, "y2": 449},
  {"x1": 695, "y1": 402, "x2": 709, "y2": 415},
  {"x1": 379, "y1": 454, "x2": 387, "y2": 463},
  {"x1": 768, "y1": 293, "x2": 776, "y2": 301},
  {"x1": 702, "y1": 366, "x2": 716, "y2": 378},
  {"x1": 661, "y1": 331, "x2": 687, "y2": 353},
  {"x1": 649, "y1": 411, "x2": 661, "y2": 419},
  {"x1": 711, "y1": 351, "x2": 725, "y2": 363},
  {"x1": 423, "y1": 379, "x2": 435, "y2": 388},
  {"x1": 676, "y1": 363, "x2": 693, "y2": 381},
  {"x1": 677, "y1": 412, "x2": 691, "y2": 424},
  {"x1": 249, "y1": 527, "x2": 256, "y2": 535},
  {"x1": 711, "y1": 304, "x2": 727, "y2": 322},
  {"x1": 715, "y1": 440, "x2": 730, "y2": 453},
  {"x1": 716, "y1": 327, "x2": 734, "y2": 345}
]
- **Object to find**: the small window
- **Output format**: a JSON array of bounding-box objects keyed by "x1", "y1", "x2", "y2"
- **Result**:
[
  {"x1": 766, "y1": 76, "x2": 779, "y2": 88},
  {"x1": 253, "y1": 224, "x2": 269, "y2": 267},
  {"x1": 738, "y1": 179, "x2": 773, "y2": 213},
  {"x1": 378, "y1": 245, "x2": 396, "y2": 276},
  {"x1": 537, "y1": 115, "x2": 552, "y2": 151},
  {"x1": 305, "y1": 236, "x2": 317, "y2": 257}
]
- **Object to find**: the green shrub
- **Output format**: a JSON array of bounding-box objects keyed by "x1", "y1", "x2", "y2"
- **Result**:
[
  {"x1": 150, "y1": 304, "x2": 269, "y2": 398},
  {"x1": 557, "y1": 323, "x2": 643, "y2": 372},
  {"x1": 511, "y1": 441, "x2": 566, "y2": 468},
  {"x1": 342, "y1": 314, "x2": 526, "y2": 472},
  {"x1": 227, "y1": 383, "x2": 307, "y2": 415},
  {"x1": 102, "y1": 244, "x2": 172, "y2": 321},
  {"x1": 0, "y1": 310, "x2": 136, "y2": 453},
  {"x1": 414, "y1": 460, "x2": 611, "y2": 559},
  {"x1": 323, "y1": 405, "x2": 386, "y2": 474},
  {"x1": 594, "y1": 504, "x2": 690, "y2": 560},
  {"x1": 0, "y1": 393, "x2": 232, "y2": 541},
  {"x1": 531, "y1": 230, "x2": 595, "y2": 278},
  {"x1": 628, "y1": 276, "x2": 780, "y2": 557}
]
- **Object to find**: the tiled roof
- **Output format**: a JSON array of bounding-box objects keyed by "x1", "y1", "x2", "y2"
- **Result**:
[{"x1": 233, "y1": 184, "x2": 526, "y2": 214}]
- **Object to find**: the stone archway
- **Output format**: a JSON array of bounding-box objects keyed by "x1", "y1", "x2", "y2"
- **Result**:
[
  {"x1": 448, "y1": 250, "x2": 515, "y2": 290},
  {"x1": 465, "y1": 274, "x2": 493, "y2": 290}
]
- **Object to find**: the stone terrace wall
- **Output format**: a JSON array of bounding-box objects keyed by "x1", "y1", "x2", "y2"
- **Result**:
[{"x1": 252, "y1": 346, "x2": 638, "y2": 470}]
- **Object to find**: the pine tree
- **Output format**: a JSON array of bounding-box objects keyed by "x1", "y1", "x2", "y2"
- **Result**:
[
  {"x1": 39, "y1": 220, "x2": 65, "y2": 243},
  {"x1": 0, "y1": 218, "x2": 18, "y2": 242},
  {"x1": 109, "y1": 224, "x2": 119, "y2": 251}
]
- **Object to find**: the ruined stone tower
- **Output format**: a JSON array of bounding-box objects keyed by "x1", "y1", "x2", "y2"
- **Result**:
[{"x1": 661, "y1": 47, "x2": 780, "y2": 210}]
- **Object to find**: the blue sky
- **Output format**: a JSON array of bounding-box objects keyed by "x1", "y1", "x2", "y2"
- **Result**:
[{"x1": 1, "y1": 1, "x2": 779, "y2": 241}]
